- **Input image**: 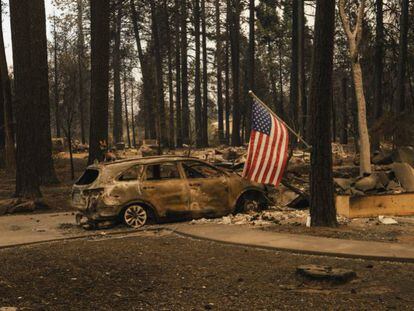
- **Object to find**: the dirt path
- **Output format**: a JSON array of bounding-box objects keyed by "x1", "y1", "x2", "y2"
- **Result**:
[{"x1": 0, "y1": 233, "x2": 412, "y2": 310}]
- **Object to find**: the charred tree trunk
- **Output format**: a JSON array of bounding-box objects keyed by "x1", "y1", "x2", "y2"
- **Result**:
[
  {"x1": 77, "y1": 0, "x2": 86, "y2": 144},
  {"x1": 164, "y1": 1, "x2": 175, "y2": 149},
  {"x1": 174, "y1": 0, "x2": 182, "y2": 147},
  {"x1": 396, "y1": 0, "x2": 409, "y2": 113},
  {"x1": 278, "y1": 44, "x2": 285, "y2": 118},
  {"x1": 290, "y1": 0, "x2": 299, "y2": 128},
  {"x1": 88, "y1": 0, "x2": 110, "y2": 164},
  {"x1": 52, "y1": 16, "x2": 61, "y2": 138},
  {"x1": 0, "y1": 8, "x2": 15, "y2": 172},
  {"x1": 10, "y1": 0, "x2": 42, "y2": 197},
  {"x1": 298, "y1": 0, "x2": 307, "y2": 139},
  {"x1": 130, "y1": 0, "x2": 156, "y2": 139},
  {"x1": 309, "y1": 0, "x2": 337, "y2": 227},
  {"x1": 245, "y1": 0, "x2": 255, "y2": 138},
  {"x1": 130, "y1": 81, "x2": 137, "y2": 147},
  {"x1": 123, "y1": 71, "x2": 131, "y2": 148},
  {"x1": 194, "y1": 0, "x2": 203, "y2": 147},
  {"x1": 150, "y1": 0, "x2": 168, "y2": 148},
  {"x1": 229, "y1": 0, "x2": 242, "y2": 146},
  {"x1": 225, "y1": 15, "x2": 231, "y2": 145},
  {"x1": 372, "y1": 0, "x2": 383, "y2": 150},
  {"x1": 112, "y1": 3, "x2": 123, "y2": 144},
  {"x1": 201, "y1": 0, "x2": 209, "y2": 147},
  {"x1": 181, "y1": 0, "x2": 190, "y2": 144},
  {"x1": 215, "y1": 0, "x2": 224, "y2": 144}
]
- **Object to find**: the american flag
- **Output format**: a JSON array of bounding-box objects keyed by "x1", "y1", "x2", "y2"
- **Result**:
[{"x1": 242, "y1": 100, "x2": 289, "y2": 187}]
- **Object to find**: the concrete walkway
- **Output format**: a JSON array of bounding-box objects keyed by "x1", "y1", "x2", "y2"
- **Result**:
[
  {"x1": 0, "y1": 212, "x2": 413, "y2": 262},
  {"x1": 171, "y1": 223, "x2": 414, "y2": 262}
]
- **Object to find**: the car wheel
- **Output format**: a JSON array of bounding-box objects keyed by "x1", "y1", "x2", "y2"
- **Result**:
[
  {"x1": 236, "y1": 192, "x2": 268, "y2": 213},
  {"x1": 123, "y1": 204, "x2": 148, "y2": 228}
]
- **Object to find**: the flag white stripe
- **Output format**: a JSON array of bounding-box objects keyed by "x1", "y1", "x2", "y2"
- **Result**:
[
  {"x1": 264, "y1": 118, "x2": 282, "y2": 184},
  {"x1": 257, "y1": 117, "x2": 276, "y2": 182},
  {"x1": 271, "y1": 125, "x2": 288, "y2": 185}
]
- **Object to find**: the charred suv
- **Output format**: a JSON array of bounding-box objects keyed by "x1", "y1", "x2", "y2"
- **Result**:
[{"x1": 72, "y1": 156, "x2": 270, "y2": 228}]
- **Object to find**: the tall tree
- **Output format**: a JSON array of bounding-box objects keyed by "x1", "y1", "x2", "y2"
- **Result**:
[
  {"x1": 150, "y1": 0, "x2": 168, "y2": 148},
  {"x1": 229, "y1": 0, "x2": 242, "y2": 146},
  {"x1": 88, "y1": 0, "x2": 110, "y2": 164},
  {"x1": 340, "y1": 76, "x2": 348, "y2": 144},
  {"x1": 339, "y1": 0, "x2": 371, "y2": 175},
  {"x1": 289, "y1": 0, "x2": 299, "y2": 128},
  {"x1": 215, "y1": 0, "x2": 224, "y2": 143},
  {"x1": 163, "y1": 1, "x2": 175, "y2": 149},
  {"x1": 130, "y1": 0, "x2": 156, "y2": 139},
  {"x1": 175, "y1": 0, "x2": 182, "y2": 147},
  {"x1": 246, "y1": 0, "x2": 255, "y2": 137},
  {"x1": 52, "y1": 15, "x2": 61, "y2": 138},
  {"x1": 77, "y1": 0, "x2": 87, "y2": 144},
  {"x1": 10, "y1": 0, "x2": 42, "y2": 197},
  {"x1": 309, "y1": 0, "x2": 337, "y2": 227},
  {"x1": 201, "y1": 0, "x2": 209, "y2": 147},
  {"x1": 298, "y1": 0, "x2": 307, "y2": 138},
  {"x1": 396, "y1": 0, "x2": 409, "y2": 112},
  {"x1": 194, "y1": 0, "x2": 203, "y2": 147},
  {"x1": 112, "y1": 2, "x2": 124, "y2": 144},
  {"x1": 372, "y1": 0, "x2": 383, "y2": 150},
  {"x1": 224, "y1": 3, "x2": 231, "y2": 144},
  {"x1": 181, "y1": 0, "x2": 190, "y2": 144},
  {"x1": 0, "y1": 4, "x2": 15, "y2": 172}
]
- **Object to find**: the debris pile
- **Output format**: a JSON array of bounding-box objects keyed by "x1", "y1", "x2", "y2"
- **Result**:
[
  {"x1": 189, "y1": 207, "x2": 350, "y2": 227},
  {"x1": 0, "y1": 198, "x2": 48, "y2": 215}
]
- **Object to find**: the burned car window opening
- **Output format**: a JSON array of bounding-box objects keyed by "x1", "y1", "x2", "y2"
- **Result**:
[
  {"x1": 144, "y1": 163, "x2": 181, "y2": 181},
  {"x1": 118, "y1": 165, "x2": 141, "y2": 181},
  {"x1": 75, "y1": 169, "x2": 99, "y2": 185},
  {"x1": 183, "y1": 162, "x2": 223, "y2": 179}
]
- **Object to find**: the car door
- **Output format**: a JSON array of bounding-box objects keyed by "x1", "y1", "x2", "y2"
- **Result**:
[
  {"x1": 181, "y1": 160, "x2": 231, "y2": 217},
  {"x1": 139, "y1": 162, "x2": 190, "y2": 218}
]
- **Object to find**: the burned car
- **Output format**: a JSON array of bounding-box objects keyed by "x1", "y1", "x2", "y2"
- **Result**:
[{"x1": 72, "y1": 156, "x2": 270, "y2": 228}]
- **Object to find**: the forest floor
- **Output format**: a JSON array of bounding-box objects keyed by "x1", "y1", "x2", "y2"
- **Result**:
[
  {"x1": 0, "y1": 233, "x2": 413, "y2": 310},
  {"x1": 0, "y1": 150, "x2": 413, "y2": 244}
]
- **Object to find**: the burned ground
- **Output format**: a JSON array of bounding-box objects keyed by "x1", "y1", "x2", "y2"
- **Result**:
[{"x1": 0, "y1": 233, "x2": 413, "y2": 310}]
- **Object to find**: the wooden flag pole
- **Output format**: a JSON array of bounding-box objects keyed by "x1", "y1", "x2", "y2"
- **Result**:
[{"x1": 248, "y1": 90, "x2": 311, "y2": 149}]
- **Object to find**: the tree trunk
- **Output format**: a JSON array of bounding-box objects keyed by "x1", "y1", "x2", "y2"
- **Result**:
[
  {"x1": 180, "y1": 0, "x2": 190, "y2": 144},
  {"x1": 372, "y1": 0, "x2": 383, "y2": 150},
  {"x1": 10, "y1": 0, "x2": 42, "y2": 198},
  {"x1": 112, "y1": 3, "x2": 123, "y2": 144},
  {"x1": 130, "y1": 81, "x2": 137, "y2": 147},
  {"x1": 174, "y1": 0, "x2": 182, "y2": 147},
  {"x1": 130, "y1": 0, "x2": 156, "y2": 139},
  {"x1": 396, "y1": 0, "x2": 409, "y2": 113},
  {"x1": 77, "y1": 0, "x2": 86, "y2": 144},
  {"x1": 229, "y1": 0, "x2": 242, "y2": 146},
  {"x1": 150, "y1": 0, "x2": 168, "y2": 148},
  {"x1": 339, "y1": 0, "x2": 371, "y2": 175},
  {"x1": 225, "y1": 14, "x2": 230, "y2": 145},
  {"x1": 88, "y1": 0, "x2": 110, "y2": 164},
  {"x1": 309, "y1": 0, "x2": 337, "y2": 227},
  {"x1": 215, "y1": 0, "x2": 224, "y2": 144},
  {"x1": 290, "y1": 0, "x2": 299, "y2": 128},
  {"x1": 194, "y1": 0, "x2": 202, "y2": 147},
  {"x1": 0, "y1": 8, "x2": 16, "y2": 173},
  {"x1": 340, "y1": 76, "x2": 348, "y2": 144},
  {"x1": 201, "y1": 0, "x2": 209, "y2": 147},
  {"x1": 298, "y1": 0, "x2": 307, "y2": 138},
  {"x1": 278, "y1": 45, "x2": 284, "y2": 118},
  {"x1": 352, "y1": 61, "x2": 371, "y2": 174},
  {"x1": 52, "y1": 16, "x2": 61, "y2": 138},
  {"x1": 245, "y1": 0, "x2": 254, "y2": 138},
  {"x1": 164, "y1": 1, "x2": 175, "y2": 149},
  {"x1": 123, "y1": 71, "x2": 131, "y2": 148},
  {"x1": 34, "y1": 0, "x2": 58, "y2": 184}
]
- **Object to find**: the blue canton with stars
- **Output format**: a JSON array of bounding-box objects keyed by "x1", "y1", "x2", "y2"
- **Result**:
[{"x1": 252, "y1": 101, "x2": 272, "y2": 135}]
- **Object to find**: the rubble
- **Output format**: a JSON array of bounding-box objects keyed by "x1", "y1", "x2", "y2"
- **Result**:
[
  {"x1": 0, "y1": 198, "x2": 48, "y2": 215},
  {"x1": 378, "y1": 216, "x2": 398, "y2": 225},
  {"x1": 391, "y1": 163, "x2": 414, "y2": 192}
]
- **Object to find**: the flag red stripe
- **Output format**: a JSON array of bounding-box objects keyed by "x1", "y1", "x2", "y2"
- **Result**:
[
  {"x1": 262, "y1": 118, "x2": 280, "y2": 183},
  {"x1": 243, "y1": 132, "x2": 256, "y2": 177},
  {"x1": 247, "y1": 132, "x2": 264, "y2": 180},
  {"x1": 252, "y1": 132, "x2": 271, "y2": 182},
  {"x1": 275, "y1": 129, "x2": 289, "y2": 186},
  {"x1": 268, "y1": 122, "x2": 286, "y2": 184}
]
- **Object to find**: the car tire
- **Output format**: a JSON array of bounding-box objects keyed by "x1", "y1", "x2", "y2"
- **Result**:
[
  {"x1": 122, "y1": 204, "x2": 149, "y2": 228},
  {"x1": 236, "y1": 192, "x2": 268, "y2": 214}
]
